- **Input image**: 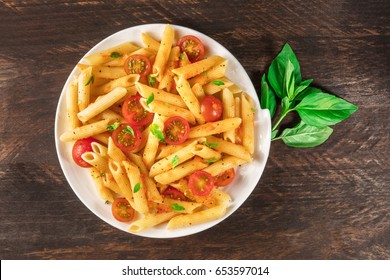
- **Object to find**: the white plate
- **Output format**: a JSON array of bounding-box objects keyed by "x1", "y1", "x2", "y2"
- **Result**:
[{"x1": 54, "y1": 24, "x2": 271, "y2": 238}]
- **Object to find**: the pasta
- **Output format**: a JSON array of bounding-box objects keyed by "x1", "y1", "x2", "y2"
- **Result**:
[{"x1": 59, "y1": 24, "x2": 258, "y2": 233}]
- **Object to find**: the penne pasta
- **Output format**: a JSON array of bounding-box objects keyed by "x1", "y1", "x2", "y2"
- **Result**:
[
  {"x1": 188, "y1": 118, "x2": 242, "y2": 138},
  {"x1": 77, "y1": 87, "x2": 127, "y2": 123},
  {"x1": 241, "y1": 93, "x2": 255, "y2": 154},
  {"x1": 141, "y1": 32, "x2": 160, "y2": 53},
  {"x1": 83, "y1": 42, "x2": 140, "y2": 65},
  {"x1": 59, "y1": 119, "x2": 110, "y2": 142},
  {"x1": 93, "y1": 74, "x2": 139, "y2": 96},
  {"x1": 166, "y1": 204, "x2": 227, "y2": 230},
  {"x1": 66, "y1": 79, "x2": 81, "y2": 130},
  {"x1": 154, "y1": 157, "x2": 208, "y2": 185},
  {"x1": 153, "y1": 24, "x2": 174, "y2": 80},
  {"x1": 129, "y1": 212, "x2": 177, "y2": 233},
  {"x1": 171, "y1": 56, "x2": 225, "y2": 79},
  {"x1": 222, "y1": 88, "x2": 236, "y2": 143},
  {"x1": 123, "y1": 161, "x2": 149, "y2": 215},
  {"x1": 202, "y1": 156, "x2": 247, "y2": 176},
  {"x1": 77, "y1": 66, "x2": 92, "y2": 111},
  {"x1": 136, "y1": 82, "x2": 187, "y2": 108},
  {"x1": 175, "y1": 75, "x2": 205, "y2": 124}
]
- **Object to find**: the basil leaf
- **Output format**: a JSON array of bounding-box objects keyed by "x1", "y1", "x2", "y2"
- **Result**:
[
  {"x1": 171, "y1": 155, "x2": 179, "y2": 168},
  {"x1": 295, "y1": 86, "x2": 322, "y2": 101},
  {"x1": 85, "y1": 75, "x2": 94, "y2": 86},
  {"x1": 150, "y1": 124, "x2": 165, "y2": 142},
  {"x1": 271, "y1": 129, "x2": 279, "y2": 139},
  {"x1": 276, "y1": 121, "x2": 333, "y2": 148},
  {"x1": 171, "y1": 203, "x2": 185, "y2": 211},
  {"x1": 295, "y1": 92, "x2": 358, "y2": 127},
  {"x1": 110, "y1": 51, "x2": 121, "y2": 59},
  {"x1": 106, "y1": 121, "x2": 120, "y2": 131},
  {"x1": 146, "y1": 93, "x2": 154, "y2": 105},
  {"x1": 281, "y1": 96, "x2": 293, "y2": 114},
  {"x1": 260, "y1": 74, "x2": 277, "y2": 118},
  {"x1": 205, "y1": 157, "x2": 218, "y2": 163},
  {"x1": 284, "y1": 60, "x2": 295, "y2": 100},
  {"x1": 267, "y1": 43, "x2": 302, "y2": 97},
  {"x1": 203, "y1": 141, "x2": 219, "y2": 148},
  {"x1": 133, "y1": 182, "x2": 141, "y2": 193},
  {"x1": 211, "y1": 80, "x2": 224, "y2": 86},
  {"x1": 124, "y1": 125, "x2": 134, "y2": 136},
  {"x1": 293, "y1": 79, "x2": 313, "y2": 99}
]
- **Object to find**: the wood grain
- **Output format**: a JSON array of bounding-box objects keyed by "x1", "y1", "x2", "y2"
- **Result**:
[{"x1": 0, "y1": 0, "x2": 389, "y2": 259}]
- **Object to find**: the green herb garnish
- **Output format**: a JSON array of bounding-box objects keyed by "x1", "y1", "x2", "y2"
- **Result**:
[
  {"x1": 146, "y1": 93, "x2": 154, "y2": 105},
  {"x1": 171, "y1": 155, "x2": 179, "y2": 168},
  {"x1": 203, "y1": 141, "x2": 219, "y2": 148},
  {"x1": 148, "y1": 73, "x2": 158, "y2": 87},
  {"x1": 106, "y1": 121, "x2": 120, "y2": 131},
  {"x1": 211, "y1": 80, "x2": 224, "y2": 86},
  {"x1": 205, "y1": 158, "x2": 218, "y2": 163},
  {"x1": 179, "y1": 53, "x2": 185, "y2": 60},
  {"x1": 85, "y1": 75, "x2": 94, "y2": 86},
  {"x1": 171, "y1": 203, "x2": 185, "y2": 211},
  {"x1": 124, "y1": 125, "x2": 134, "y2": 136},
  {"x1": 110, "y1": 51, "x2": 121, "y2": 59},
  {"x1": 133, "y1": 182, "x2": 141, "y2": 193},
  {"x1": 261, "y1": 43, "x2": 358, "y2": 148},
  {"x1": 150, "y1": 124, "x2": 165, "y2": 142}
]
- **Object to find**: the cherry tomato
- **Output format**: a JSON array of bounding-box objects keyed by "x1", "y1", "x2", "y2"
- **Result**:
[
  {"x1": 214, "y1": 168, "x2": 235, "y2": 187},
  {"x1": 201, "y1": 95, "x2": 223, "y2": 122},
  {"x1": 124, "y1": 54, "x2": 151, "y2": 77},
  {"x1": 122, "y1": 94, "x2": 154, "y2": 127},
  {"x1": 177, "y1": 35, "x2": 205, "y2": 63},
  {"x1": 162, "y1": 186, "x2": 188, "y2": 201},
  {"x1": 163, "y1": 116, "x2": 190, "y2": 145},
  {"x1": 72, "y1": 137, "x2": 96, "y2": 167},
  {"x1": 112, "y1": 123, "x2": 142, "y2": 152},
  {"x1": 111, "y1": 197, "x2": 135, "y2": 222},
  {"x1": 188, "y1": 170, "x2": 215, "y2": 196}
]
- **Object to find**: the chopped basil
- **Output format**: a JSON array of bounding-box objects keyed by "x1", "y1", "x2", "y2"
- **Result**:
[
  {"x1": 110, "y1": 51, "x2": 121, "y2": 59},
  {"x1": 124, "y1": 125, "x2": 134, "y2": 136},
  {"x1": 205, "y1": 157, "x2": 218, "y2": 163},
  {"x1": 171, "y1": 155, "x2": 179, "y2": 168},
  {"x1": 106, "y1": 121, "x2": 120, "y2": 131},
  {"x1": 148, "y1": 73, "x2": 158, "y2": 87},
  {"x1": 171, "y1": 203, "x2": 185, "y2": 211},
  {"x1": 211, "y1": 80, "x2": 224, "y2": 86},
  {"x1": 203, "y1": 141, "x2": 219, "y2": 148},
  {"x1": 133, "y1": 182, "x2": 141, "y2": 193},
  {"x1": 179, "y1": 53, "x2": 185, "y2": 60},
  {"x1": 146, "y1": 93, "x2": 154, "y2": 105},
  {"x1": 150, "y1": 124, "x2": 165, "y2": 142},
  {"x1": 85, "y1": 75, "x2": 94, "y2": 86}
]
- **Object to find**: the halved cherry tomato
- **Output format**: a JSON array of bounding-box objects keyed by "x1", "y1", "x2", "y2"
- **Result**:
[
  {"x1": 201, "y1": 95, "x2": 223, "y2": 122},
  {"x1": 163, "y1": 116, "x2": 190, "y2": 145},
  {"x1": 177, "y1": 35, "x2": 205, "y2": 63},
  {"x1": 112, "y1": 197, "x2": 135, "y2": 222},
  {"x1": 72, "y1": 137, "x2": 96, "y2": 167},
  {"x1": 188, "y1": 170, "x2": 214, "y2": 196},
  {"x1": 122, "y1": 94, "x2": 153, "y2": 127},
  {"x1": 162, "y1": 186, "x2": 188, "y2": 201},
  {"x1": 124, "y1": 54, "x2": 151, "y2": 77},
  {"x1": 112, "y1": 123, "x2": 142, "y2": 152},
  {"x1": 214, "y1": 168, "x2": 235, "y2": 187}
]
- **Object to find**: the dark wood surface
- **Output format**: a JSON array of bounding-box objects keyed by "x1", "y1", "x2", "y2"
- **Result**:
[{"x1": 1, "y1": 0, "x2": 389, "y2": 260}]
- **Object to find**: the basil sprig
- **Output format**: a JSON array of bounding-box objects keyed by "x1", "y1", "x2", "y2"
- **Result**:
[{"x1": 261, "y1": 43, "x2": 358, "y2": 148}]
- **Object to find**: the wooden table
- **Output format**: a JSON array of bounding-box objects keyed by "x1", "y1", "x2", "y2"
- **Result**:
[{"x1": 1, "y1": 0, "x2": 389, "y2": 260}]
